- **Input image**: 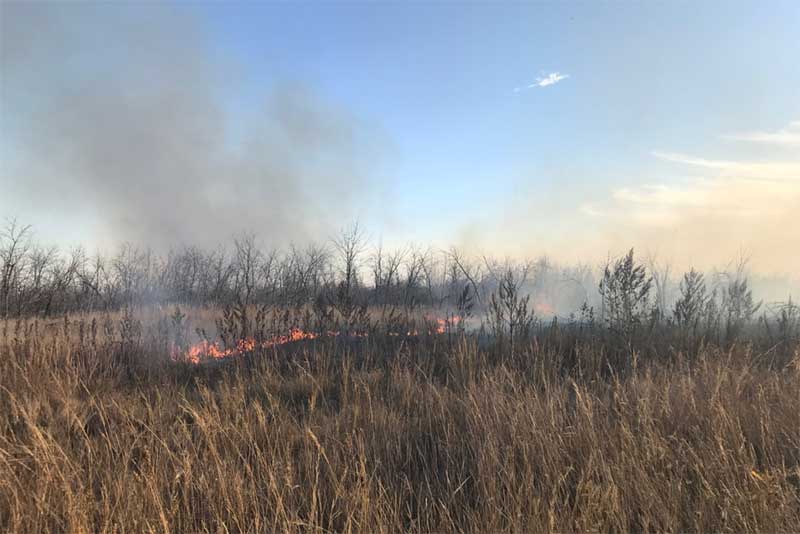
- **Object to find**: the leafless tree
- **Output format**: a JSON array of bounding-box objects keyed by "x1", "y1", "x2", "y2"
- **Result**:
[
  {"x1": 449, "y1": 248, "x2": 484, "y2": 306},
  {"x1": 646, "y1": 253, "x2": 673, "y2": 322},
  {"x1": 0, "y1": 219, "x2": 32, "y2": 317},
  {"x1": 232, "y1": 233, "x2": 263, "y2": 306}
]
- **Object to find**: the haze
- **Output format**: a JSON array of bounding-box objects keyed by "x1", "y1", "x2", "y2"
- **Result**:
[{"x1": 1, "y1": 1, "x2": 798, "y2": 275}]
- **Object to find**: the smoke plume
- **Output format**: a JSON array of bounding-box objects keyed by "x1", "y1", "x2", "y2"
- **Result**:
[{"x1": 1, "y1": 2, "x2": 384, "y2": 249}]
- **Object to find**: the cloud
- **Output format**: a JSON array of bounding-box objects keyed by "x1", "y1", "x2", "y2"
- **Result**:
[
  {"x1": 651, "y1": 151, "x2": 800, "y2": 182},
  {"x1": 529, "y1": 72, "x2": 569, "y2": 88},
  {"x1": 613, "y1": 184, "x2": 713, "y2": 209},
  {"x1": 421, "y1": 118, "x2": 798, "y2": 276},
  {"x1": 722, "y1": 120, "x2": 800, "y2": 146},
  {"x1": 651, "y1": 151, "x2": 737, "y2": 169},
  {"x1": 514, "y1": 71, "x2": 569, "y2": 93},
  {"x1": 579, "y1": 145, "x2": 800, "y2": 272}
]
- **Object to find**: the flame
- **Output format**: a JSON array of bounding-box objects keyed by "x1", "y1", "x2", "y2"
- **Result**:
[
  {"x1": 430, "y1": 315, "x2": 462, "y2": 334},
  {"x1": 172, "y1": 327, "x2": 323, "y2": 364},
  {"x1": 172, "y1": 315, "x2": 463, "y2": 364}
]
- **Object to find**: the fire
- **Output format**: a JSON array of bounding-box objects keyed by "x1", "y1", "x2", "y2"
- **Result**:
[
  {"x1": 172, "y1": 314, "x2": 464, "y2": 364},
  {"x1": 173, "y1": 327, "x2": 323, "y2": 364},
  {"x1": 431, "y1": 315, "x2": 462, "y2": 334}
]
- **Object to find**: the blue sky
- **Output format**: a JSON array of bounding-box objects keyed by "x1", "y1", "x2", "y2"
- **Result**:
[{"x1": 1, "y1": 1, "x2": 799, "y2": 271}]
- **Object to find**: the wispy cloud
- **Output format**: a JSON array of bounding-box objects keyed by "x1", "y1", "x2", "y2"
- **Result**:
[
  {"x1": 514, "y1": 71, "x2": 569, "y2": 93},
  {"x1": 529, "y1": 72, "x2": 569, "y2": 88},
  {"x1": 651, "y1": 151, "x2": 737, "y2": 169},
  {"x1": 722, "y1": 120, "x2": 800, "y2": 146},
  {"x1": 651, "y1": 151, "x2": 800, "y2": 182},
  {"x1": 578, "y1": 138, "x2": 800, "y2": 271}
]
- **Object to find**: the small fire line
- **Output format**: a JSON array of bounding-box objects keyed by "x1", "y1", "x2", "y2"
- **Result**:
[{"x1": 172, "y1": 316, "x2": 462, "y2": 364}]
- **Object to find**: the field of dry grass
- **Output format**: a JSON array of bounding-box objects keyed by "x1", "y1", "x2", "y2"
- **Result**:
[{"x1": 2, "y1": 309, "x2": 800, "y2": 532}]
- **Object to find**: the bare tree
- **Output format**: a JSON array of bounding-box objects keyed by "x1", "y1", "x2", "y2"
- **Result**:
[
  {"x1": 488, "y1": 266, "x2": 536, "y2": 358},
  {"x1": 233, "y1": 233, "x2": 263, "y2": 306},
  {"x1": 0, "y1": 219, "x2": 32, "y2": 317},
  {"x1": 371, "y1": 242, "x2": 404, "y2": 312},
  {"x1": 449, "y1": 248, "x2": 484, "y2": 306},
  {"x1": 327, "y1": 222, "x2": 370, "y2": 327},
  {"x1": 646, "y1": 253, "x2": 672, "y2": 323}
]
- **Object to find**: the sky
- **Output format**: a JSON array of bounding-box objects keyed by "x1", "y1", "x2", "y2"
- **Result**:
[{"x1": 1, "y1": 1, "x2": 799, "y2": 274}]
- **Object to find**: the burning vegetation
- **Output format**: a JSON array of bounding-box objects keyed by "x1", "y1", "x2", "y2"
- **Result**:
[
  {"x1": 171, "y1": 315, "x2": 462, "y2": 364},
  {"x1": 2, "y1": 222, "x2": 800, "y2": 532},
  {"x1": 172, "y1": 327, "x2": 321, "y2": 364}
]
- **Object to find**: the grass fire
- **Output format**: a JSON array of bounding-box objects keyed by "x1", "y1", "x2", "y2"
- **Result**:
[
  {"x1": 2, "y1": 220, "x2": 799, "y2": 532},
  {"x1": 2, "y1": 1, "x2": 800, "y2": 532}
]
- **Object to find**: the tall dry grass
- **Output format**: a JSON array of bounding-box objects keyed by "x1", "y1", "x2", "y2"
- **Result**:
[{"x1": 1, "y1": 311, "x2": 799, "y2": 532}]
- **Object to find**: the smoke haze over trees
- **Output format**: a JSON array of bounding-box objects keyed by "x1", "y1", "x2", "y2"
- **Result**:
[{"x1": 2, "y1": 219, "x2": 797, "y2": 352}]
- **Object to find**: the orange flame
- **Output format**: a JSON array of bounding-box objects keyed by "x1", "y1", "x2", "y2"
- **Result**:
[
  {"x1": 173, "y1": 315, "x2": 463, "y2": 364},
  {"x1": 431, "y1": 315, "x2": 462, "y2": 334},
  {"x1": 172, "y1": 327, "x2": 323, "y2": 364}
]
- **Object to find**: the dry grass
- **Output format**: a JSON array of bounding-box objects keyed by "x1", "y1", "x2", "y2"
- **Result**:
[{"x1": 1, "y1": 310, "x2": 800, "y2": 532}]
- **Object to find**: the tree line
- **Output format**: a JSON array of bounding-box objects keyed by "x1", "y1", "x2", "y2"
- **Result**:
[{"x1": 2, "y1": 219, "x2": 797, "y2": 349}]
